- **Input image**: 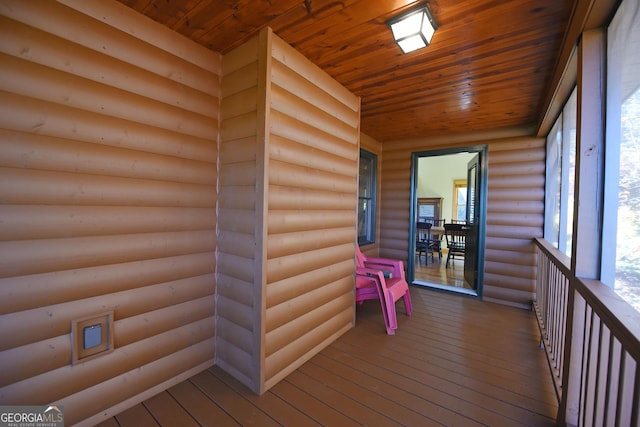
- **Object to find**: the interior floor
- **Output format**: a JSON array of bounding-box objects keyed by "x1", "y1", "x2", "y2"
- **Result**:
[{"x1": 414, "y1": 250, "x2": 473, "y2": 290}]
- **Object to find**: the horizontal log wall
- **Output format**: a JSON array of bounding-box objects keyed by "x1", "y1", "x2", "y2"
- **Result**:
[
  {"x1": 485, "y1": 138, "x2": 545, "y2": 305},
  {"x1": 263, "y1": 31, "x2": 360, "y2": 391},
  {"x1": 0, "y1": 1, "x2": 220, "y2": 425},
  {"x1": 381, "y1": 132, "x2": 545, "y2": 307},
  {"x1": 215, "y1": 28, "x2": 360, "y2": 394}
]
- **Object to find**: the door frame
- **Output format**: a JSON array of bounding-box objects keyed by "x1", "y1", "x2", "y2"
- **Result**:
[{"x1": 408, "y1": 145, "x2": 488, "y2": 298}]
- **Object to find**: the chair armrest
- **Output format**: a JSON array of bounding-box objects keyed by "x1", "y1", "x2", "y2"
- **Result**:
[
  {"x1": 362, "y1": 257, "x2": 405, "y2": 280},
  {"x1": 356, "y1": 266, "x2": 385, "y2": 277},
  {"x1": 355, "y1": 267, "x2": 387, "y2": 289}
]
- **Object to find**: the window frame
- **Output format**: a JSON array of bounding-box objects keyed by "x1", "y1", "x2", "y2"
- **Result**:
[
  {"x1": 544, "y1": 87, "x2": 577, "y2": 257},
  {"x1": 357, "y1": 148, "x2": 377, "y2": 246},
  {"x1": 602, "y1": 0, "x2": 640, "y2": 305},
  {"x1": 452, "y1": 179, "x2": 467, "y2": 221}
]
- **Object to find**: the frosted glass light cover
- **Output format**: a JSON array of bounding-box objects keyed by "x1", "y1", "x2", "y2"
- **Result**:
[{"x1": 388, "y1": 7, "x2": 437, "y2": 53}]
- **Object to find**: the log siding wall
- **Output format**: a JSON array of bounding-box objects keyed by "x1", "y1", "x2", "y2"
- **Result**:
[
  {"x1": 381, "y1": 133, "x2": 545, "y2": 307},
  {"x1": 218, "y1": 28, "x2": 360, "y2": 394},
  {"x1": 485, "y1": 138, "x2": 545, "y2": 305},
  {"x1": 0, "y1": 2, "x2": 220, "y2": 425},
  {"x1": 264, "y1": 33, "x2": 360, "y2": 391},
  {"x1": 0, "y1": 0, "x2": 544, "y2": 420}
]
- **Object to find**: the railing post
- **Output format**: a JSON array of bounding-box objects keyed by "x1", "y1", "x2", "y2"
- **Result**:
[{"x1": 557, "y1": 282, "x2": 585, "y2": 427}]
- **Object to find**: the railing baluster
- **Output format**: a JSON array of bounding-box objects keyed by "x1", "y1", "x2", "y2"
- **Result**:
[
  {"x1": 603, "y1": 331, "x2": 614, "y2": 425},
  {"x1": 581, "y1": 304, "x2": 592, "y2": 427},
  {"x1": 559, "y1": 277, "x2": 568, "y2": 382},
  {"x1": 631, "y1": 360, "x2": 639, "y2": 427},
  {"x1": 615, "y1": 349, "x2": 626, "y2": 426},
  {"x1": 593, "y1": 316, "x2": 604, "y2": 426},
  {"x1": 533, "y1": 238, "x2": 640, "y2": 427}
]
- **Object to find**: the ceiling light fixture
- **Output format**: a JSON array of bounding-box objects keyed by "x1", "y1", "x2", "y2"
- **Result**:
[{"x1": 388, "y1": 5, "x2": 438, "y2": 54}]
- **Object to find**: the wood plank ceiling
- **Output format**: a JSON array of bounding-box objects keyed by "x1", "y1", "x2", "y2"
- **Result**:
[{"x1": 117, "y1": 0, "x2": 576, "y2": 142}]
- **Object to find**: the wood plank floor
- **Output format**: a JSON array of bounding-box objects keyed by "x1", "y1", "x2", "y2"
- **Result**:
[
  {"x1": 98, "y1": 287, "x2": 557, "y2": 426},
  {"x1": 414, "y1": 252, "x2": 472, "y2": 289}
]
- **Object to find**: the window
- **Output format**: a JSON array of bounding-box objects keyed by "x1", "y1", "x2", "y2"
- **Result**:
[
  {"x1": 417, "y1": 197, "x2": 442, "y2": 223},
  {"x1": 544, "y1": 87, "x2": 577, "y2": 257},
  {"x1": 452, "y1": 179, "x2": 467, "y2": 221},
  {"x1": 603, "y1": 0, "x2": 640, "y2": 312},
  {"x1": 358, "y1": 149, "x2": 377, "y2": 245}
]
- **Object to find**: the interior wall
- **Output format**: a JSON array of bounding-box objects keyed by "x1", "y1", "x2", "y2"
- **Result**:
[
  {"x1": 417, "y1": 153, "x2": 476, "y2": 222},
  {"x1": 381, "y1": 130, "x2": 545, "y2": 307},
  {"x1": 0, "y1": 2, "x2": 220, "y2": 425}
]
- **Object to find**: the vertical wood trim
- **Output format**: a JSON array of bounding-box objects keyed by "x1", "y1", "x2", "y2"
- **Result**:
[
  {"x1": 217, "y1": 34, "x2": 259, "y2": 389},
  {"x1": 558, "y1": 29, "x2": 606, "y2": 425},
  {"x1": 572, "y1": 29, "x2": 605, "y2": 279},
  {"x1": 254, "y1": 26, "x2": 272, "y2": 395}
]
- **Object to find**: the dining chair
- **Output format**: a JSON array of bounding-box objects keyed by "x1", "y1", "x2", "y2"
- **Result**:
[
  {"x1": 416, "y1": 221, "x2": 433, "y2": 264},
  {"x1": 444, "y1": 223, "x2": 467, "y2": 267},
  {"x1": 425, "y1": 218, "x2": 444, "y2": 261},
  {"x1": 355, "y1": 245, "x2": 412, "y2": 335}
]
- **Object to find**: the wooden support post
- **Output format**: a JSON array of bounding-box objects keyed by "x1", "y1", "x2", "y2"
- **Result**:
[
  {"x1": 571, "y1": 29, "x2": 605, "y2": 278},
  {"x1": 559, "y1": 28, "x2": 606, "y2": 427}
]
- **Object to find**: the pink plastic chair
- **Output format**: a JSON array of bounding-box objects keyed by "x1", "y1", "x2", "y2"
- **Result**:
[{"x1": 355, "y1": 245, "x2": 412, "y2": 335}]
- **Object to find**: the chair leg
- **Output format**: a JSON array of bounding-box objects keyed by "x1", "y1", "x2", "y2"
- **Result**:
[
  {"x1": 384, "y1": 294, "x2": 398, "y2": 335},
  {"x1": 402, "y1": 291, "x2": 412, "y2": 316},
  {"x1": 385, "y1": 307, "x2": 397, "y2": 335},
  {"x1": 376, "y1": 297, "x2": 393, "y2": 334}
]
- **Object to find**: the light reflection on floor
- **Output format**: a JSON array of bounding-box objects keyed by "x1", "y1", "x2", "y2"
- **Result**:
[{"x1": 413, "y1": 253, "x2": 474, "y2": 291}]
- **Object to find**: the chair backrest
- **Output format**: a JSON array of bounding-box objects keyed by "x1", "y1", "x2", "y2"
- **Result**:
[
  {"x1": 355, "y1": 244, "x2": 366, "y2": 268},
  {"x1": 417, "y1": 221, "x2": 432, "y2": 230},
  {"x1": 416, "y1": 221, "x2": 432, "y2": 242},
  {"x1": 444, "y1": 223, "x2": 466, "y2": 248},
  {"x1": 423, "y1": 218, "x2": 445, "y2": 227},
  {"x1": 355, "y1": 244, "x2": 406, "y2": 280}
]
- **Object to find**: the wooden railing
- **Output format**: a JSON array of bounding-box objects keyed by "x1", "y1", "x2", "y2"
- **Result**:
[
  {"x1": 534, "y1": 238, "x2": 640, "y2": 427},
  {"x1": 534, "y1": 238, "x2": 571, "y2": 401}
]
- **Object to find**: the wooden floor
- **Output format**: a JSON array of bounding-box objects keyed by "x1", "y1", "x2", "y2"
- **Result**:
[
  {"x1": 97, "y1": 287, "x2": 557, "y2": 426},
  {"x1": 414, "y1": 252, "x2": 472, "y2": 289}
]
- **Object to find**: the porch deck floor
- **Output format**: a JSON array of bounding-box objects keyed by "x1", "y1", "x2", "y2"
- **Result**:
[{"x1": 98, "y1": 286, "x2": 558, "y2": 426}]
